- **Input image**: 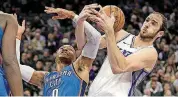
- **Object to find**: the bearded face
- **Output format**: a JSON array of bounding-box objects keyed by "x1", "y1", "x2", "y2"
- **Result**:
[{"x1": 140, "y1": 13, "x2": 163, "y2": 41}]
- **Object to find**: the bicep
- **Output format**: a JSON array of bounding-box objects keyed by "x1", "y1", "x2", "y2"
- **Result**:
[
  {"x1": 29, "y1": 71, "x2": 46, "y2": 87},
  {"x1": 124, "y1": 48, "x2": 157, "y2": 72}
]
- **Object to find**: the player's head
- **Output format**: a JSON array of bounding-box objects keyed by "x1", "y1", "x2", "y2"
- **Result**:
[
  {"x1": 55, "y1": 45, "x2": 76, "y2": 69},
  {"x1": 139, "y1": 12, "x2": 167, "y2": 41}
]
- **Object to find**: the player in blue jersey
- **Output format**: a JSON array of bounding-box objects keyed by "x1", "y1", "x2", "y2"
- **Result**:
[
  {"x1": 0, "y1": 12, "x2": 23, "y2": 96},
  {"x1": 15, "y1": 4, "x2": 101, "y2": 96}
]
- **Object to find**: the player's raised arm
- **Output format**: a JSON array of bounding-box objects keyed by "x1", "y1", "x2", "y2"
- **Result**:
[
  {"x1": 14, "y1": 14, "x2": 46, "y2": 87},
  {"x1": 73, "y1": 5, "x2": 101, "y2": 83},
  {"x1": 44, "y1": 5, "x2": 105, "y2": 50},
  {"x1": 0, "y1": 13, "x2": 23, "y2": 96}
]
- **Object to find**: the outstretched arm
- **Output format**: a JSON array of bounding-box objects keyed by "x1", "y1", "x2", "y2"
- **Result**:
[
  {"x1": 16, "y1": 37, "x2": 45, "y2": 87},
  {"x1": 15, "y1": 16, "x2": 46, "y2": 87},
  {"x1": 44, "y1": 6, "x2": 104, "y2": 50},
  {"x1": 0, "y1": 13, "x2": 23, "y2": 96},
  {"x1": 73, "y1": 5, "x2": 101, "y2": 83}
]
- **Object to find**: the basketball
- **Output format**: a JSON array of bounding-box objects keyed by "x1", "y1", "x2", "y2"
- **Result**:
[{"x1": 102, "y1": 5, "x2": 125, "y2": 32}]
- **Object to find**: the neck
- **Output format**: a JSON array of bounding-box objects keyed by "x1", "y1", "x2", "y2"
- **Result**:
[
  {"x1": 134, "y1": 35, "x2": 154, "y2": 48},
  {"x1": 56, "y1": 63, "x2": 65, "y2": 72}
]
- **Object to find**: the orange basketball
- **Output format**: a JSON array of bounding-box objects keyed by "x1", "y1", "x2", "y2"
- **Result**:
[{"x1": 102, "y1": 5, "x2": 125, "y2": 32}]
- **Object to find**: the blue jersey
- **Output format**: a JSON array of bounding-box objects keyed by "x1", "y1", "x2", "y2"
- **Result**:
[
  {"x1": 0, "y1": 66, "x2": 10, "y2": 96},
  {"x1": 43, "y1": 64, "x2": 87, "y2": 96},
  {"x1": 0, "y1": 27, "x2": 3, "y2": 49},
  {"x1": 0, "y1": 27, "x2": 10, "y2": 96}
]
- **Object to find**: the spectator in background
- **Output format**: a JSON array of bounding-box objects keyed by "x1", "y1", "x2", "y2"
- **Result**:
[
  {"x1": 142, "y1": 2, "x2": 154, "y2": 15},
  {"x1": 23, "y1": 27, "x2": 32, "y2": 43},
  {"x1": 146, "y1": 74, "x2": 163, "y2": 96},
  {"x1": 164, "y1": 65, "x2": 175, "y2": 82},
  {"x1": 175, "y1": 50, "x2": 178, "y2": 68},
  {"x1": 150, "y1": 81, "x2": 162, "y2": 96},
  {"x1": 46, "y1": 33, "x2": 57, "y2": 53},
  {"x1": 35, "y1": 60, "x2": 44, "y2": 71},
  {"x1": 159, "y1": 44, "x2": 171, "y2": 61},
  {"x1": 47, "y1": 18, "x2": 60, "y2": 28},
  {"x1": 42, "y1": 49, "x2": 53, "y2": 61},
  {"x1": 143, "y1": 89, "x2": 151, "y2": 97},
  {"x1": 33, "y1": 55, "x2": 39, "y2": 64},
  {"x1": 31, "y1": 16, "x2": 45, "y2": 29},
  {"x1": 164, "y1": 89, "x2": 172, "y2": 96},
  {"x1": 163, "y1": 83, "x2": 173, "y2": 96},
  {"x1": 157, "y1": 69, "x2": 165, "y2": 83},
  {"x1": 173, "y1": 71, "x2": 178, "y2": 88},
  {"x1": 24, "y1": 89, "x2": 31, "y2": 96},
  {"x1": 21, "y1": 52, "x2": 28, "y2": 65},
  {"x1": 31, "y1": 33, "x2": 45, "y2": 51},
  {"x1": 163, "y1": 73, "x2": 175, "y2": 94},
  {"x1": 175, "y1": 86, "x2": 178, "y2": 96}
]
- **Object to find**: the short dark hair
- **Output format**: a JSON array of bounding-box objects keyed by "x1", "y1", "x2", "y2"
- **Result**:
[{"x1": 151, "y1": 12, "x2": 168, "y2": 32}]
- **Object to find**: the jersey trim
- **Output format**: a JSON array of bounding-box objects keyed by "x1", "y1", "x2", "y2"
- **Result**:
[
  {"x1": 130, "y1": 36, "x2": 136, "y2": 48},
  {"x1": 71, "y1": 64, "x2": 82, "y2": 81},
  {"x1": 71, "y1": 64, "x2": 87, "y2": 84},
  {"x1": 78, "y1": 80, "x2": 87, "y2": 96},
  {"x1": 128, "y1": 69, "x2": 144, "y2": 96},
  {"x1": 116, "y1": 33, "x2": 131, "y2": 43},
  {"x1": 128, "y1": 69, "x2": 150, "y2": 96}
]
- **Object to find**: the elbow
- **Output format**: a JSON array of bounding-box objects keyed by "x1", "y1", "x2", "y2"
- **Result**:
[
  {"x1": 111, "y1": 67, "x2": 123, "y2": 74},
  {"x1": 3, "y1": 55, "x2": 18, "y2": 67},
  {"x1": 111, "y1": 69, "x2": 119, "y2": 74}
]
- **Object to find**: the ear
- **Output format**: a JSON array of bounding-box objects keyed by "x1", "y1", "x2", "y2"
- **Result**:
[{"x1": 157, "y1": 31, "x2": 164, "y2": 38}]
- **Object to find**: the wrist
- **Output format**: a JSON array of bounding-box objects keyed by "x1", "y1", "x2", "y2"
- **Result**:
[
  {"x1": 69, "y1": 11, "x2": 76, "y2": 19},
  {"x1": 105, "y1": 29, "x2": 115, "y2": 36},
  {"x1": 16, "y1": 34, "x2": 22, "y2": 40},
  {"x1": 76, "y1": 19, "x2": 84, "y2": 25}
]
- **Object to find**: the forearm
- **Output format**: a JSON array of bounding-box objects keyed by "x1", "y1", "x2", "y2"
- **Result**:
[
  {"x1": 73, "y1": 15, "x2": 101, "y2": 49},
  {"x1": 81, "y1": 25, "x2": 101, "y2": 59},
  {"x1": 75, "y1": 19, "x2": 86, "y2": 50},
  {"x1": 106, "y1": 31, "x2": 127, "y2": 72},
  {"x1": 16, "y1": 38, "x2": 41, "y2": 85}
]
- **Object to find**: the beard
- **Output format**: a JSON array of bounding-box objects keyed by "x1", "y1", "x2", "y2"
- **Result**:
[{"x1": 140, "y1": 31, "x2": 158, "y2": 41}]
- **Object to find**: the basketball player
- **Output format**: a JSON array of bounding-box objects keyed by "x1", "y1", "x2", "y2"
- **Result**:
[
  {"x1": 15, "y1": 10, "x2": 101, "y2": 96},
  {"x1": 44, "y1": 4, "x2": 167, "y2": 96},
  {"x1": 0, "y1": 12, "x2": 23, "y2": 95}
]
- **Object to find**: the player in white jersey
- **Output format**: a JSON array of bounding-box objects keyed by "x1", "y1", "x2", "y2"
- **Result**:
[
  {"x1": 88, "y1": 9, "x2": 167, "y2": 96},
  {"x1": 43, "y1": 5, "x2": 167, "y2": 96}
]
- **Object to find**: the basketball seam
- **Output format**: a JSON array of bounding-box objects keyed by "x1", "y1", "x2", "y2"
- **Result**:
[{"x1": 115, "y1": 7, "x2": 121, "y2": 32}]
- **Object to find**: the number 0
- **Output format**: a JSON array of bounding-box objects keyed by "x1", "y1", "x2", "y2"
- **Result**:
[{"x1": 52, "y1": 89, "x2": 58, "y2": 96}]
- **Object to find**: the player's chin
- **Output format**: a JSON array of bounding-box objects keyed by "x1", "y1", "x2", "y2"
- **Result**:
[{"x1": 59, "y1": 56, "x2": 73, "y2": 65}]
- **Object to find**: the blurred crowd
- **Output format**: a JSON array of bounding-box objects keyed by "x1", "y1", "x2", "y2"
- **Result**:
[{"x1": 1, "y1": 0, "x2": 178, "y2": 96}]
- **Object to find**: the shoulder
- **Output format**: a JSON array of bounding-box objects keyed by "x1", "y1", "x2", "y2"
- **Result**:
[{"x1": 115, "y1": 29, "x2": 131, "y2": 41}]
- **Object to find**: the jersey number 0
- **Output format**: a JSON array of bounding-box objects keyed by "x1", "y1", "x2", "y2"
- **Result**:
[{"x1": 52, "y1": 89, "x2": 58, "y2": 96}]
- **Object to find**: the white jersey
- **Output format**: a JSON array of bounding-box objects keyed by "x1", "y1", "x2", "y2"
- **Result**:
[{"x1": 88, "y1": 34, "x2": 153, "y2": 96}]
